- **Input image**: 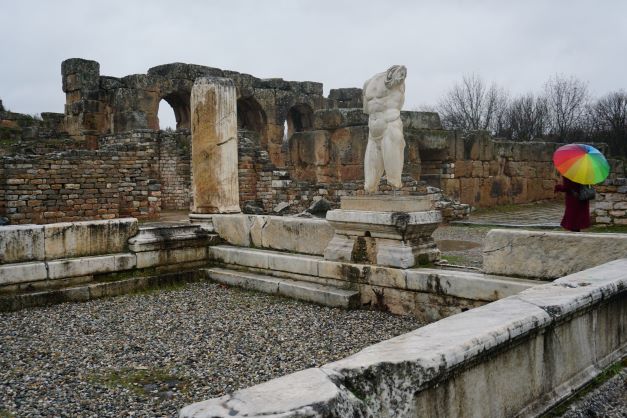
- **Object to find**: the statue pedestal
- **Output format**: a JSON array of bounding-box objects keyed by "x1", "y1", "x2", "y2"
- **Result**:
[{"x1": 323, "y1": 196, "x2": 441, "y2": 269}]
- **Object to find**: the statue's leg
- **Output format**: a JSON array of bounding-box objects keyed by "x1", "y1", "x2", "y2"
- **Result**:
[
  {"x1": 382, "y1": 120, "x2": 405, "y2": 189},
  {"x1": 364, "y1": 137, "x2": 384, "y2": 193}
]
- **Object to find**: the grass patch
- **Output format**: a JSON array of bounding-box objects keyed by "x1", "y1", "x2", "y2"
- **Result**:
[
  {"x1": 0, "y1": 410, "x2": 16, "y2": 418},
  {"x1": 89, "y1": 367, "x2": 189, "y2": 396},
  {"x1": 541, "y1": 357, "x2": 627, "y2": 417},
  {"x1": 441, "y1": 255, "x2": 467, "y2": 265},
  {"x1": 588, "y1": 224, "x2": 627, "y2": 234}
]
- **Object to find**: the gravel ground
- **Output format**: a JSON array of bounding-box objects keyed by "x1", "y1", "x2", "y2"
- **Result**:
[
  {"x1": 557, "y1": 366, "x2": 627, "y2": 418},
  {"x1": 0, "y1": 282, "x2": 423, "y2": 417}
]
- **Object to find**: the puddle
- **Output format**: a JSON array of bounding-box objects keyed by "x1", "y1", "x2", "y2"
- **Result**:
[{"x1": 436, "y1": 240, "x2": 482, "y2": 251}]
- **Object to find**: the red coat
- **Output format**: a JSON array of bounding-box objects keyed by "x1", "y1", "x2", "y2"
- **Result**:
[{"x1": 554, "y1": 177, "x2": 590, "y2": 231}]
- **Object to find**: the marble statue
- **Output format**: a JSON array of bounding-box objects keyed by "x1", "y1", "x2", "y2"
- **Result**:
[{"x1": 362, "y1": 65, "x2": 407, "y2": 192}]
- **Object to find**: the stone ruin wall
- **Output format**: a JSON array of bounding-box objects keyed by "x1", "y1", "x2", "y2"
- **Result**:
[
  {"x1": 4, "y1": 58, "x2": 625, "y2": 224},
  {"x1": 592, "y1": 177, "x2": 627, "y2": 225}
]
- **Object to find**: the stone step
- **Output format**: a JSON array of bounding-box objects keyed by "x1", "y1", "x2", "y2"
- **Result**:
[{"x1": 205, "y1": 267, "x2": 360, "y2": 309}]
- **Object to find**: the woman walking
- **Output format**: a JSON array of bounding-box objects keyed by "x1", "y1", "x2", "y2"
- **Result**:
[{"x1": 554, "y1": 176, "x2": 590, "y2": 232}]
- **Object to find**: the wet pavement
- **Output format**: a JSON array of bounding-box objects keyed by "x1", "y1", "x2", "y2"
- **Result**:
[{"x1": 452, "y1": 200, "x2": 563, "y2": 228}]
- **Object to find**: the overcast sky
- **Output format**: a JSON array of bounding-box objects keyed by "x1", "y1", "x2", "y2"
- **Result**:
[{"x1": 1, "y1": 0, "x2": 626, "y2": 129}]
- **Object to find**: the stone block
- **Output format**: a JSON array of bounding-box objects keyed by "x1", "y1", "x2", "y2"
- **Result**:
[
  {"x1": 328, "y1": 88, "x2": 363, "y2": 108},
  {"x1": 135, "y1": 247, "x2": 208, "y2": 269},
  {"x1": 268, "y1": 253, "x2": 319, "y2": 276},
  {"x1": 211, "y1": 214, "x2": 255, "y2": 246},
  {"x1": 406, "y1": 268, "x2": 535, "y2": 301},
  {"x1": 250, "y1": 216, "x2": 334, "y2": 256},
  {"x1": 47, "y1": 253, "x2": 136, "y2": 279},
  {"x1": 180, "y1": 368, "x2": 350, "y2": 418},
  {"x1": 313, "y1": 108, "x2": 368, "y2": 130},
  {"x1": 483, "y1": 229, "x2": 627, "y2": 279},
  {"x1": 364, "y1": 266, "x2": 406, "y2": 288},
  {"x1": 43, "y1": 218, "x2": 138, "y2": 260},
  {"x1": 128, "y1": 225, "x2": 214, "y2": 252},
  {"x1": 0, "y1": 262, "x2": 48, "y2": 286},
  {"x1": 329, "y1": 126, "x2": 368, "y2": 166},
  {"x1": 0, "y1": 225, "x2": 45, "y2": 264},
  {"x1": 400, "y1": 111, "x2": 443, "y2": 130},
  {"x1": 289, "y1": 130, "x2": 330, "y2": 167},
  {"x1": 209, "y1": 246, "x2": 270, "y2": 269}
]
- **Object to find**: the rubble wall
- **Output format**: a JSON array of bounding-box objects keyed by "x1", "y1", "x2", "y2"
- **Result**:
[{"x1": 592, "y1": 178, "x2": 627, "y2": 226}]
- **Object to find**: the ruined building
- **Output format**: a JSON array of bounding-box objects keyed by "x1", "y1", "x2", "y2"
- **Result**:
[{"x1": 0, "y1": 58, "x2": 567, "y2": 224}]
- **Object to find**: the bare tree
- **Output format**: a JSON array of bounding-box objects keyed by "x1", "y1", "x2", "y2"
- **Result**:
[
  {"x1": 505, "y1": 93, "x2": 549, "y2": 141},
  {"x1": 588, "y1": 90, "x2": 627, "y2": 156},
  {"x1": 437, "y1": 74, "x2": 509, "y2": 133},
  {"x1": 544, "y1": 74, "x2": 589, "y2": 141}
]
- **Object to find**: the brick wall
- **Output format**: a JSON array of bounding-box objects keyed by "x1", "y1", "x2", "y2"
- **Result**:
[
  {"x1": 0, "y1": 131, "x2": 164, "y2": 224},
  {"x1": 0, "y1": 152, "x2": 120, "y2": 224},
  {"x1": 157, "y1": 131, "x2": 191, "y2": 211}
]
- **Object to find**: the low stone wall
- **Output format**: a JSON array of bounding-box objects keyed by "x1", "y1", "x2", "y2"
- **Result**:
[
  {"x1": 0, "y1": 218, "x2": 216, "y2": 308},
  {"x1": 482, "y1": 228, "x2": 627, "y2": 279},
  {"x1": 180, "y1": 258, "x2": 627, "y2": 417},
  {"x1": 592, "y1": 177, "x2": 627, "y2": 226}
]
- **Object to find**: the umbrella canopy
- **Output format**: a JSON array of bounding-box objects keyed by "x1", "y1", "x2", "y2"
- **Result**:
[{"x1": 553, "y1": 143, "x2": 610, "y2": 185}]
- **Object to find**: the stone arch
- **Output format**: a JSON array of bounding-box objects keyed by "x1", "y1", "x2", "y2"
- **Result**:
[
  {"x1": 160, "y1": 89, "x2": 191, "y2": 130},
  {"x1": 237, "y1": 97, "x2": 267, "y2": 141},
  {"x1": 286, "y1": 103, "x2": 314, "y2": 139}
]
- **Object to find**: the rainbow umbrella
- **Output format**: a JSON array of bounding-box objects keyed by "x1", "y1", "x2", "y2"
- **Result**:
[{"x1": 553, "y1": 143, "x2": 610, "y2": 185}]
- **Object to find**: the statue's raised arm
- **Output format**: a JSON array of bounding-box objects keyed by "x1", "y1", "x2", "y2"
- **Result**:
[{"x1": 362, "y1": 65, "x2": 407, "y2": 193}]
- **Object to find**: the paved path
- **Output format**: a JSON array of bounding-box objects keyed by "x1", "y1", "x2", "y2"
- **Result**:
[{"x1": 453, "y1": 201, "x2": 563, "y2": 228}]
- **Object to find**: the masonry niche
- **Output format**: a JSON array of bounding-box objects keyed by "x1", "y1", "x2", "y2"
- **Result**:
[{"x1": 190, "y1": 77, "x2": 240, "y2": 213}]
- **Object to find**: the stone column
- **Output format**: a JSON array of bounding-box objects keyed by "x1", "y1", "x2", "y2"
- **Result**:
[{"x1": 191, "y1": 77, "x2": 240, "y2": 214}]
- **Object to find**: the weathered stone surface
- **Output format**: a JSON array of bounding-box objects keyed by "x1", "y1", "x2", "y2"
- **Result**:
[
  {"x1": 406, "y1": 268, "x2": 536, "y2": 302},
  {"x1": 206, "y1": 267, "x2": 359, "y2": 308},
  {"x1": 340, "y1": 195, "x2": 434, "y2": 212},
  {"x1": 483, "y1": 229, "x2": 627, "y2": 279},
  {"x1": 211, "y1": 214, "x2": 255, "y2": 247},
  {"x1": 128, "y1": 225, "x2": 214, "y2": 252},
  {"x1": 328, "y1": 88, "x2": 363, "y2": 109},
  {"x1": 43, "y1": 218, "x2": 138, "y2": 260},
  {"x1": 313, "y1": 108, "x2": 368, "y2": 130},
  {"x1": 289, "y1": 130, "x2": 330, "y2": 167},
  {"x1": 0, "y1": 262, "x2": 48, "y2": 286},
  {"x1": 47, "y1": 253, "x2": 136, "y2": 279},
  {"x1": 0, "y1": 225, "x2": 45, "y2": 264},
  {"x1": 250, "y1": 216, "x2": 334, "y2": 256},
  {"x1": 191, "y1": 77, "x2": 240, "y2": 214},
  {"x1": 325, "y1": 208, "x2": 441, "y2": 268},
  {"x1": 135, "y1": 247, "x2": 208, "y2": 269},
  {"x1": 401, "y1": 111, "x2": 442, "y2": 130},
  {"x1": 180, "y1": 368, "x2": 359, "y2": 418},
  {"x1": 209, "y1": 246, "x2": 270, "y2": 269}
]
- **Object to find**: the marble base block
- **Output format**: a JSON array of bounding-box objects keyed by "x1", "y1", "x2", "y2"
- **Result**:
[{"x1": 324, "y1": 196, "x2": 441, "y2": 269}]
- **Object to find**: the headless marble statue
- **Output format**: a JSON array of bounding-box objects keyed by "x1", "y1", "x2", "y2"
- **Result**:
[{"x1": 362, "y1": 65, "x2": 407, "y2": 193}]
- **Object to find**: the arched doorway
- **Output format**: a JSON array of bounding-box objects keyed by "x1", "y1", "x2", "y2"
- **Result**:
[
  {"x1": 157, "y1": 99, "x2": 177, "y2": 131},
  {"x1": 159, "y1": 90, "x2": 191, "y2": 130}
]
